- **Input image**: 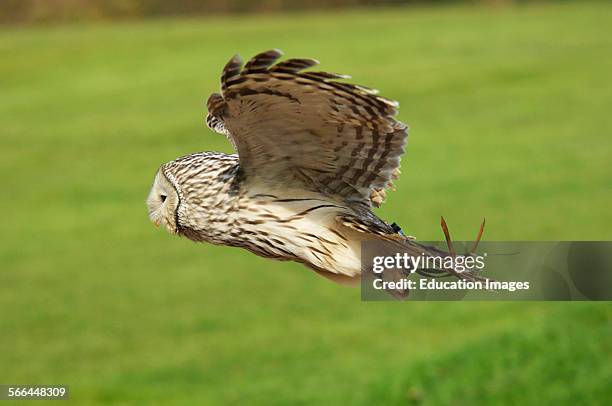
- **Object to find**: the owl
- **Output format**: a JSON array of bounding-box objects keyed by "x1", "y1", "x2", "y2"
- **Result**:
[{"x1": 147, "y1": 49, "x2": 484, "y2": 287}]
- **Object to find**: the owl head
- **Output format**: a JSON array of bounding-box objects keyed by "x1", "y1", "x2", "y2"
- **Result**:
[
  {"x1": 146, "y1": 152, "x2": 241, "y2": 239},
  {"x1": 147, "y1": 168, "x2": 181, "y2": 234}
]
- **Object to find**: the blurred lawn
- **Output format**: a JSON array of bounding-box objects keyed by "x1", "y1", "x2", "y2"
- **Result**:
[{"x1": 1, "y1": 1, "x2": 611, "y2": 404}]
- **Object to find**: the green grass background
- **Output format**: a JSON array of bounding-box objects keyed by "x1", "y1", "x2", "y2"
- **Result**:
[{"x1": 1, "y1": 1, "x2": 611, "y2": 404}]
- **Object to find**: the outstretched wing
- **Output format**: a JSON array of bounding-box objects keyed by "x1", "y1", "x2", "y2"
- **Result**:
[{"x1": 205, "y1": 49, "x2": 407, "y2": 208}]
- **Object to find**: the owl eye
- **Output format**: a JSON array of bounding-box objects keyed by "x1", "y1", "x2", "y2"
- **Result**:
[{"x1": 160, "y1": 194, "x2": 167, "y2": 203}]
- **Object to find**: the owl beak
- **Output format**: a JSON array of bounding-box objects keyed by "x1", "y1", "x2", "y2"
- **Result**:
[{"x1": 154, "y1": 219, "x2": 161, "y2": 227}]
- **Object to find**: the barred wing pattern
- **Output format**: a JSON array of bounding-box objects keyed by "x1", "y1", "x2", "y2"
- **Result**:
[{"x1": 206, "y1": 49, "x2": 407, "y2": 207}]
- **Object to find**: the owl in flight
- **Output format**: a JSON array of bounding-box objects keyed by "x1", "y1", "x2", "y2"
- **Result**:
[{"x1": 147, "y1": 49, "x2": 483, "y2": 287}]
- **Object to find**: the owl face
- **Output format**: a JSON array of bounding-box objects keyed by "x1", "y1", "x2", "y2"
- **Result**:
[
  {"x1": 147, "y1": 169, "x2": 180, "y2": 234},
  {"x1": 147, "y1": 152, "x2": 241, "y2": 243}
]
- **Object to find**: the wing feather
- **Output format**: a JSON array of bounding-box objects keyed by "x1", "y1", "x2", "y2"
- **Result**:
[
  {"x1": 205, "y1": 50, "x2": 408, "y2": 207},
  {"x1": 270, "y1": 58, "x2": 319, "y2": 73}
]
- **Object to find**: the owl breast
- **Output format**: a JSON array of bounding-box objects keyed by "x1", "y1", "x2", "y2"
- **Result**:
[{"x1": 229, "y1": 194, "x2": 362, "y2": 277}]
